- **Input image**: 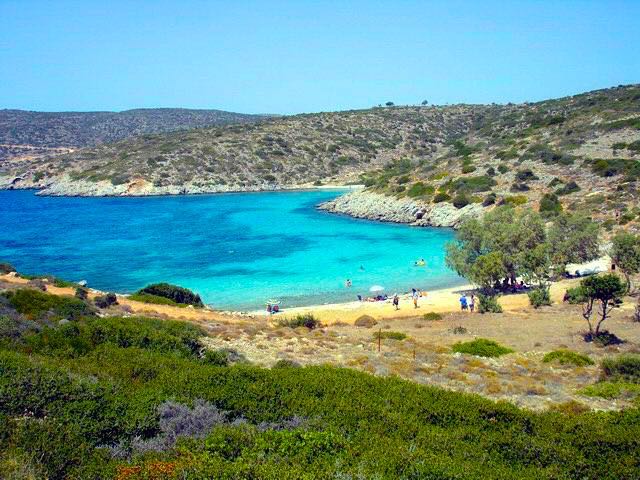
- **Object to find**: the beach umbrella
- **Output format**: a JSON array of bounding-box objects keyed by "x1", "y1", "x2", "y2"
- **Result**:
[{"x1": 369, "y1": 285, "x2": 384, "y2": 293}]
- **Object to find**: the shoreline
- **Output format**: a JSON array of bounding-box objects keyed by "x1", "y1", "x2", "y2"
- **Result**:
[{"x1": 0, "y1": 178, "x2": 363, "y2": 198}]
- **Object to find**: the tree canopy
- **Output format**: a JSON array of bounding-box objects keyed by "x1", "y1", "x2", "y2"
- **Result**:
[{"x1": 446, "y1": 207, "x2": 600, "y2": 295}]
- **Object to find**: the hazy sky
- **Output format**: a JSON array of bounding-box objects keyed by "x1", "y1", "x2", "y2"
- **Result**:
[{"x1": 1, "y1": 0, "x2": 638, "y2": 114}]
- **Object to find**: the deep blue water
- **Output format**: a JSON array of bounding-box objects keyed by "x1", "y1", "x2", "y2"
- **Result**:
[{"x1": 0, "y1": 189, "x2": 464, "y2": 310}]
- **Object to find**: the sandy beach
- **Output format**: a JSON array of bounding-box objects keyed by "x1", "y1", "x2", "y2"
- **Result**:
[{"x1": 0, "y1": 256, "x2": 610, "y2": 326}]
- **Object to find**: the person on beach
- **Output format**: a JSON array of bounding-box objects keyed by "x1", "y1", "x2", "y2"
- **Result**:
[
  {"x1": 412, "y1": 288, "x2": 419, "y2": 309},
  {"x1": 469, "y1": 294, "x2": 475, "y2": 313},
  {"x1": 459, "y1": 294, "x2": 468, "y2": 311},
  {"x1": 393, "y1": 294, "x2": 399, "y2": 310}
]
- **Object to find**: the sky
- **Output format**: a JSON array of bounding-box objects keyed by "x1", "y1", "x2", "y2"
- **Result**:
[{"x1": 0, "y1": 0, "x2": 639, "y2": 115}]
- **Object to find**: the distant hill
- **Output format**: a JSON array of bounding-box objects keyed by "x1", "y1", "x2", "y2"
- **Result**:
[
  {"x1": 2, "y1": 85, "x2": 639, "y2": 227},
  {"x1": 0, "y1": 108, "x2": 270, "y2": 149}
]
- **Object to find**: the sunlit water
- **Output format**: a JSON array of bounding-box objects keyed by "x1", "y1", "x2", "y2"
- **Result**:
[{"x1": 0, "y1": 189, "x2": 464, "y2": 310}]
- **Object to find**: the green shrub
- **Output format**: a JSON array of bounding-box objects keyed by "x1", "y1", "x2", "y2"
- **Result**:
[
  {"x1": 539, "y1": 193, "x2": 562, "y2": 216},
  {"x1": 450, "y1": 175, "x2": 496, "y2": 193},
  {"x1": 452, "y1": 338, "x2": 513, "y2": 357},
  {"x1": 500, "y1": 195, "x2": 527, "y2": 206},
  {"x1": 543, "y1": 350, "x2": 594, "y2": 367},
  {"x1": 137, "y1": 283, "x2": 203, "y2": 307},
  {"x1": 373, "y1": 330, "x2": 407, "y2": 341},
  {"x1": 497, "y1": 164, "x2": 509, "y2": 174},
  {"x1": 461, "y1": 164, "x2": 476, "y2": 174},
  {"x1": 452, "y1": 193, "x2": 470, "y2": 209},
  {"x1": 452, "y1": 326, "x2": 468, "y2": 334},
  {"x1": 579, "y1": 381, "x2": 640, "y2": 399},
  {"x1": 128, "y1": 292, "x2": 186, "y2": 308},
  {"x1": 74, "y1": 287, "x2": 88, "y2": 301},
  {"x1": 272, "y1": 359, "x2": 301, "y2": 368},
  {"x1": 556, "y1": 181, "x2": 580, "y2": 196},
  {"x1": 3, "y1": 289, "x2": 93, "y2": 321},
  {"x1": 601, "y1": 354, "x2": 640, "y2": 383},
  {"x1": 565, "y1": 286, "x2": 586, "y2": 304},
  {"x1": 433, "y1": 192, "x2": 451, "y2": 203},
  {"x1": 515, "y1": 169, "x2": 538, "y2": 181},
  {"x1": 406, "y1": 182, "x2": 434, "y2": 198},
  {"x1": 477, "y1": 294, "x2": 502, "y2": 313},
  {"x1": 482, "y1": 193, "x2": 497, "y2": 206},
  {"x1": 422, "y1": 312, "x2": 443, "y2": 321},
  {"x1": 278, "y1": 313, "x2": 320, "y2": 329},
  {"x1": 203, "y1": 349, "x2": 230, "y2": 366},
  {"x1": 528, "y1": 287, "x2": 551, "y2": 308}
]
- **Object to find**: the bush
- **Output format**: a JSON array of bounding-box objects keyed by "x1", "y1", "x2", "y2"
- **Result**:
[
  {"x1": 497, "y1": 164, "x2": 509, "y2": 174},
  {"x1": 579, "y1": 381, "x2": 640, "y2": 399},
  {"x1": 94, "y1": 293, "x2": 118, "y2": 309},
  {"x1": 128, "y1": 293, "x2": 185, "y2": 307},
  {"x1": 422, "y1": 312, "x2": 442, "y2": 321},
  {"x1": 515, "y1": 169, "x2": 538, "y2": 181},
  {"x1": 556, "y1": 181, "x2": 580, "y2": 195},
  {"x1": 500, "y1": 195, "x2": 527, "y2": 206},
  {"x1": 601, "y1": 354, "x2": 640, "y2": 383},
  {"x1": 482, "y1": 193, "x2": 497, "y2": 206},
  {"x1": 461, "y1": 164, "x2": 476, "y2": 174},
  {"x1": 452, "y1": 338, "x2": 513, "y2": 357},
  {"x1": 277, "y1": 313, "x2": 320, "y2": 329},
  {"x1": 452, "y1": 193, "x2": 470, "y2": 209},
  {"x1": 3, "y1": 289, "x2": 93, "y2": 321},
  {"x1": 406, "y1": 182, "x2": 433, "y2": 198},
  {"x1": 0, "y1": 263, "x2": 16, "y2": 274},
  {"x1": 203, "y1": 349, "x2": 230, "y2": 366},
  {"x1": 354, "y1": 315, "x2": 377, "y2": 328},
  {"x1": 477, "y1": 294, "x2": 502, "y2": 313},
  {"x1": 272, "y1": 359, "x2": 301, "y2": 368},
  {"x1": 539, "y1": 193, "x2": 562, "y2": 216},
  {"x1": 543, "y1": 350, "x2": 594, "y2": 367},
  {"x1": 452, "y1": 326, "x2": 468, "y2": 334},
  {"x1": 373, "y1": 330, "x2": 407, "y2": 341},
  {"x1": 528, "y1": 288, "x2": 551, "y2": 308},
  {"x1": 433, "y1": 192, "x2": 451, "y2": 203},
  {"x1": 137, "y1": 283, "x2": 203, "y2": 307}
]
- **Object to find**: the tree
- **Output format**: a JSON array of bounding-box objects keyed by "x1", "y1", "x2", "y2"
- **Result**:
[
  {"x1": 610, "y1": 232, "x2": 640, "y2": 292},
  {"x1": 385, "y1": 101, "x2": 394, "y2": 107},
  {"x1": 548, "y1": 213, "x2": 600, "y2": 276},
  {"x1": 469, "y1": 252, "x2": 507, "y2": 294},
  {"x1": 421, "y1": 100, "x2": 429, "y2": 106},
  {"x1": 577, "y1": 274, "x2": 625, "y2": 338}
]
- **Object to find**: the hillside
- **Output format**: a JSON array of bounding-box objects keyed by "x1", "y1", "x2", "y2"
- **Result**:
[
  {"x1": 0, "y1": 108, "x2": 269, "y2": 160},
  {"x1": 1, "y1": 85, "x2": 639, "y2": 226}
]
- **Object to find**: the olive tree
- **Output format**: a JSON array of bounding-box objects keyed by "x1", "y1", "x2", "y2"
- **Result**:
[
  {"x1": 610, "y1": 231, "x2": 640, "y2": 292},
  {"x1": 574, "y1": 274, "x2": 625, "y2": 340},
  {"x1": 548, "y1": 213, "x2": 600, "y2": 276}
]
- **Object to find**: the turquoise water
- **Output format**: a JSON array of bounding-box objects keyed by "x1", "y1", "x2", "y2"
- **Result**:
[{"x1": 0, "y1": 189, "x2": 463, "y2": 310}]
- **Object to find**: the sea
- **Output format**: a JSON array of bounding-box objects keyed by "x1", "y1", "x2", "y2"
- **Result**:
[{"x1": 0, "y1": 189, "x2": 464, "y2": 310}]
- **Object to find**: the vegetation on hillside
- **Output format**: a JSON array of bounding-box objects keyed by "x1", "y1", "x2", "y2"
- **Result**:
[
  {"x1": 5, "y1": 85, "x2": 638, "y2": 223},
  {"x1": 0, "y1": 288, "x2": 639, "y2": 479}
]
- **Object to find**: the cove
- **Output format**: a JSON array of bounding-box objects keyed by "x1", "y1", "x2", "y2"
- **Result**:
[{"x1": 0, "y1": 189, "x2": 464, "y2": 310}]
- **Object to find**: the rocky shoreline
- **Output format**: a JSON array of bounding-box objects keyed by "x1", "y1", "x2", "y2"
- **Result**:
[
  {"x1": 318, "y1": 189, "x2": 484, "y2": 228},
  {"x1": 1, "y1": 173, "x2": 482, "y2": 228},
  {"x1": 0, "y1": 174, "x2": 351, "y2": 197}
]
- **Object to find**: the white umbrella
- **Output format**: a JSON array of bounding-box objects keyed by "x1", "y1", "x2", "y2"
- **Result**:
[{"x1": 369, "y1": 285, "x2": 385, "y2": 293}]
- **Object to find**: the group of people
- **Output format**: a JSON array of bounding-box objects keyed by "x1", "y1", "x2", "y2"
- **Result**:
[
  {"x1": 459, "y1": 293, "x2": 476, "y2": 312},
  {"x1": 391, "y1": 288, "x2": 425, "y2": 310}
]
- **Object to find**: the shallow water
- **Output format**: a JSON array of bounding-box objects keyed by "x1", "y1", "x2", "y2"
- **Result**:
[{"x1": 0, "y1": 189, "x2": 464, "y2": 310}]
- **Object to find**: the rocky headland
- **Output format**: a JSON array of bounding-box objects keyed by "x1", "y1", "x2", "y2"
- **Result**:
[{"x1": 318, "y1": 189, "x2": 484, "y2": 228}]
